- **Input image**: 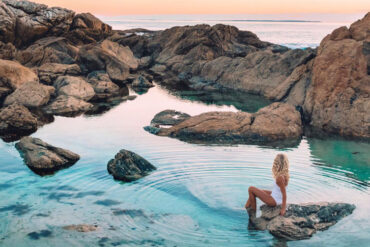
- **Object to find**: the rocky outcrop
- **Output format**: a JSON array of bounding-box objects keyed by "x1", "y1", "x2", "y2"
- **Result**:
[
  {"x1": 53, "y1": 76, "x2": 95, "y2": 101},
  {"x1": 150, "y1": 110, "x2": 191, "y2": 126},
  {"x1": 15, "y1": 136, "x2": 80, "y2": 175},
  {"x1": 249, "y1": 202, "x2": 356, "y2": 240},
  {"x1": 87, "y1": 71, "x2": 120, "y2": 100},
  {"x1": 0, "y1": 59, "x2": 38, "y2": 90},
  {"x1": 37, "y1": 63, "x2": 81, "y2": 85},
  {"x1": 107, "y1": 149, "x2": 156, "y2": 182},
  {"x1": 0, "y1": 104, "x2": 38, "y2": 141},
  {"x1": 303, "y1": 13, "x2": 370, "y2": 139},
  {"x1": 4, "y1": 81, "x2": 54, "y2": 108},
  {"x1": 145, "y1": 103, "x2": 303, "y2": 146},
  {"x1": 132, "y1": 75, "x2": 154, "y2": 89},
  {"x1": 44, "y1": 95, "x2": 93, "y2": 117}
]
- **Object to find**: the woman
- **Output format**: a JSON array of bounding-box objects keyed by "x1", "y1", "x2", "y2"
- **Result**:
[{"x1": 245, "y1": 153, "x2": 289, "y2": 216}]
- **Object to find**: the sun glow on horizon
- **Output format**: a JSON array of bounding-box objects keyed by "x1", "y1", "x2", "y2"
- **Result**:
[{"x1": 29, "y1": 0, "x2": 370, "y2": 15}]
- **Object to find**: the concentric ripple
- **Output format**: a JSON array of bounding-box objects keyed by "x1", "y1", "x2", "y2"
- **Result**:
[{"x1": 0, "y1": 86, "x2": 369, "y2": 247}]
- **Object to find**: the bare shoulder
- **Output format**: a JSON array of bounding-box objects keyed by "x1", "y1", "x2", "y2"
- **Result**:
[{"x1": 276, "y1": 175, "x2": 286, "y2": 187}]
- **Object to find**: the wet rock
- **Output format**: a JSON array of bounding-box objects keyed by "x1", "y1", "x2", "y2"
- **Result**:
[
  {"x1": 0, "y1": 59, "x2": 38, "y2": 90},
  {"x1": 249, "y1": 202, "x2": 356, "y2": 240},
  {"x1": 147, "y1": 103, "x2": 302, "y2": 146},
  {"x1": 78, "y1": 40, "x2": 138, "y2": 83},
  {"x1": 37, "y1": 63, "x2": 81, "y2": 85},
  {"x1": 44, "y1": 95, "x2": 93, "y2": 117},
  {"x1": 63, "y1": 224, "x2": 98, "y2": 232},
  {"x1": 4, "y1": 81, "x2": 55, "y2": 108},
  {"x1": 132, "y1": 75, "x2": 154, "y2": 89},
  {"x1": 53, "y1": 76, "x2": 95, "y2": 101},
  {"x1": 15, "y1": 136, "x2": 80, "y2": 175},
  {"x1": 107, "y1": 149, "x2": 156, "y2": 182},
  {"x1": 0, "y1": 104, "x2": 38, "y2": 141},
  {"x1": 150, "y1": 109, "x2": 190, "y2": 126},
  {"x1": 303, "y1": 13, "x2": 370, "y2": 139},
  {"x1": 27, "y1": 230, "x2": 52, "y2": 240}
]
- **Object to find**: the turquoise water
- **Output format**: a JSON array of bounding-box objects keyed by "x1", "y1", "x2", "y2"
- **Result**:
[{"x1": 0, "y1": 85, "x2": 369, "y2": 246}]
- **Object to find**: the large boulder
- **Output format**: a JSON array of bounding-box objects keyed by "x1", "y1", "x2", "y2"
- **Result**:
[
  {"x1": 249, "y1": 202, "x2": 356, "y2": 240},
  {"x1": 87, "y1": 71, "x2": 120, "y2": 100},
  {"x1": 43, "y1": 95, "x2": 93, "y2": 117},
  {"x1": 303, "y1": 13, "x2": 370, "y2": 139},
  {"x1": 15, "y1": 136, "x2": 80, "y2": 175},
  {"x1": 0, "y1": 104, "x2": 38, "y2": 141},
  {"x1": 146, "y1": 103, "x2": 303, "y2": 146},
  {"x1": 37, "y1": 63, "x2": 81, "y2": 85},
  {"x1": 53, "y1": 76, "x2": 95, "y2": 101},
  {"x1": 107, "y1": 149, "x2": 156, "y2": 182},
  {"x1": 0, "y1": 59, "x2": 38, "y2": 90},
  {"x1": 16, "y1": 37, "x2": 79, "y2": 67},
  {"x1": 4, "y1": 81, "x2": 55, "y2": 108},
  {"x1": 78, "y1": 40, "x2": 138, "y2": 83},
  {"x1": 2, "y1": 0, "x2": 74, "y2": 47}
]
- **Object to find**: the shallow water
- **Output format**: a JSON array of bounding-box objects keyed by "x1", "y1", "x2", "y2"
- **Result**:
[{"x1": 0, "y1": 85, "x2": 369, "y2": 246}]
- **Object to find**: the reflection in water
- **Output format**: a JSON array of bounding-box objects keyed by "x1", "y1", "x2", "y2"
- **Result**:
[{"x1": 0, "y1": 85, "x2": 368, "y2": 247}]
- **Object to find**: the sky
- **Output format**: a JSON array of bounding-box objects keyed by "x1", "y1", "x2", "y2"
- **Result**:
[{"x1": 31, "y1": 0, "x2": 370, "y2": 15}]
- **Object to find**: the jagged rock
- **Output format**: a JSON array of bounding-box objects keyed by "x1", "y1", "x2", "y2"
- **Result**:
[
  {"x1": 37, "y1": 63, "x2": 81, "y2": 85},
  {"x1": 132, "y1": 75, "x2": 154, "y2": 88},
  {"x1": 2, "y1": 0, "x2": 74, "y2": 47},
  {"x1": 15, "y1": 136, "x2": 80, "y2": 175},
  {"x1": 4, "y1": 81, "x2": 54, "y2": 108},
  {"x1": 16, "y1": 37, "x2": 78, "y2": 67},
  {"x1": 78, "y1": 40, "x2": 138, "y2": 83},
  {"x1": 249, "y1": 202, "x2": 356, "y2": 240},
  {"x1": 44, "y1": 95, "x2": 93, "y2": 117},
  {"x1": 150, "y1": 110, "x2": 190, "y2": 126},
  {"x1": 66, "y1": 12, "x2": 112, "y2": 45},
  {"x1": 63, "y1": 224, "x2": 98, "y2": 232},
  {"x1": 54, "y1": 76, "x2": 95, "y2": 101},
  {"x1": 107, "y1": 149, "x2": 156, "y2": 182},
  {"x1": 0, "y1": 59, "x2": 38, "y2": 90},
  {"x1": 146, "y1": 103, "x2": 302, "y2": 146},
  {"x1": 303, "y1": 13, "x2": 370, "y2": 139},
  {"x1": 0, "y1": 1, "x2": 16, "y2": 43},
  {"x1": 87, "y1": 71, "x2": 120, "y2": 99},
  {"x1": 0, "y1": 104, "x2": 38, "y2": 141},
  {"x1": 0, "y1": 41, "x2": 17, "y2": 60}
]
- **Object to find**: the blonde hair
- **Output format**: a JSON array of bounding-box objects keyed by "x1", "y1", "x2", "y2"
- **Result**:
[{"x1": 272, "y1": 153, "x2": 289, "y2": 183}]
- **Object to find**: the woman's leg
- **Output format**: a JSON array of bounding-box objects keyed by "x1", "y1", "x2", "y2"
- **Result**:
[
  {"x1": 245, "y1": 190, "x2": 272, "y2": 209},
  {"x1": 248, "y1": 186, "x2": 276, "y2": 210}
]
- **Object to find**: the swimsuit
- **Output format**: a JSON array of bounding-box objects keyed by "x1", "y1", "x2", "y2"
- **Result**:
[{"x1": 271, "y1": 181, "x2": 283, "y2": 205}]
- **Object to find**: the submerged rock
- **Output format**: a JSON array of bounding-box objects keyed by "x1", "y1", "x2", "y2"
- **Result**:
[
  {"x1": 0, "y1": 104, "x2": 38, "y2": 141},
  {"x1": 15, "y1": 136, "x2": 80, "y2": 175},
  {"x1": 146, "y1": 103, "x2": 303, "y2": 146},
  {"x1": 63, "y1": 224, "x2": 98, "y2": 232},
  {"x1": 107, "y1": 149, "x2": 156, "y2": 182},
  {"x1": 249, "y1": 202, "x2": 356, "y2": 240}
]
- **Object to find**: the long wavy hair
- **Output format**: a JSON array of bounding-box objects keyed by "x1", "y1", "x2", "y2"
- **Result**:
[{"x1": 272, "y1": 153, "x2": 289, "y2": 183}]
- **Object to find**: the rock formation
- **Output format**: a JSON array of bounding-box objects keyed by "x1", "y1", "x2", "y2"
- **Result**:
[
  {"x1": 107, "y1": 149, "x2": 157, "y2": 182},
  {"x1": 15, "y1": 136, "x2": 80, "y2": 175},
  {"x1": 249, "y1": 202, "x2": 356, "y2": 240},
  {"x1": 146, "y1": 103, "x2": 303, "y2": 146}
]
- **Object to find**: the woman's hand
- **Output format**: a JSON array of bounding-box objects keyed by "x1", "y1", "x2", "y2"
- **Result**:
[{"x1": 280, "y1": 207, "x2": 286, "y2": 216}]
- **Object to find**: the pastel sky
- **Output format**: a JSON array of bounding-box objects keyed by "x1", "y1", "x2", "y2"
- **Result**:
[{"x1": 31, "y1": 0, "x2": 370, "y2": 15}]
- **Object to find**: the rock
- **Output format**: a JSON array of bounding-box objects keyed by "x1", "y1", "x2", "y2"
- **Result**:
[
  {"x1": 63, "y1": 224, "x2": 98, "y2": 232},
  {"x1": 0, "y1": 59, "x2": 38, "y2": 90},
  {"x1": 44, "y1": 95, "x2": 93, "y2": 117},
  {"x1": 147, "y1": 103, "x2": 302, "y2": 146},
  {"x1": 87, "y1": 71, "x2": 120, "y2": 100},
  {"x1": 4, "y1": 81, "x2": 54, "y2": 108},
  {"x1": 0, "y1": 104, "x2": 38, "y2": 141},
  {"x1": 78, "y1": 40, "x2": 138, "y2": 83},
  {"x1": 0, "y1": 41, "x2": 17, "y2": 60},
  {"x1": 15, "y1": 136, "x2": 80, "y2": 175},
  {"x1": 54, "y1": 76, "x2": 95, "y2": 101},
  {"x1": 249, "y1": 202, "x2": 356, "y2": 240},
  {"x1": 150, "y1": 110, "x2": 190, "y2": 126},
  {"x1": 66, "y1": 12, "x2": 112, "y2": 45},
  {"x1": 16, "y1": 37, "x2": 79, "y2": 67},
  {"x1": 107, "y1": 149, "x2": 156, "y2": 182},
  {"x1": 132, "y1": 75, "x2": 154, "y2": 89},
  {"x1": 37, "y1": 63, "x2": 81, "y2": 85},
  {"x1": 2, "y1": 0, "x2": 74, "y2": 47},
  {"x1": 303, "y1": 13, "x2": 370, "y2": 139},
  {"x1": 0, "y1": 1, "x2": 16, "y2": 43}
]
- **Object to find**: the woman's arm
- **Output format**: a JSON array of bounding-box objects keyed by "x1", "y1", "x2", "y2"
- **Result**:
[{"x1": 277, "y1": 175, "x2": 287, "y2": 216}]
